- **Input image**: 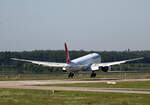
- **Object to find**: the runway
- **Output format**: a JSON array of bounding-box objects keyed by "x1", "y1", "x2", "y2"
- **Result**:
[{"x1": 0, "y1": 78, "x2": 150, "y2": 94}]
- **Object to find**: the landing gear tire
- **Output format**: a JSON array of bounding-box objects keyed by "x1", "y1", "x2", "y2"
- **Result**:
[
  {"x1": 68, "y1": 72, "x2": 74, "y2": 78},
  {"x1": 91, "y1": 71, "x2": 96, "y2": 78}
]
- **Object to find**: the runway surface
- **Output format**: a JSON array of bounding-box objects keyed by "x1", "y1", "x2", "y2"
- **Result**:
[{"x1": 0, "y1": 78, "x2": 150, "y2": 94}]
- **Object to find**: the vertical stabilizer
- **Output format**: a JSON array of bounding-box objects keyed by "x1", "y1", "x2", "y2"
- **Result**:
[{"x1": 64, "y1": 43, "x2": 71, "y2": 64}]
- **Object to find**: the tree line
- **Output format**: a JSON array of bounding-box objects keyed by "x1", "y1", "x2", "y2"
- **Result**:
[{"x1": 0, "y1": 50, "x2": 150, "y2": 74}]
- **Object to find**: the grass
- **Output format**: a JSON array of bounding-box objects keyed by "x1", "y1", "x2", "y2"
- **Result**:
[
  {"x1": 1, "y1": 72, "x2": 150, "y2": 81},
  {"x1": 0, "y1": 88, "x2": 150, "y2": 105},
  {"x1": 0, "y1": 74, "x2": 67, "y2": 81},
  {"x1": 41, "y1": 81, "x2": 150, "y2": 89}
]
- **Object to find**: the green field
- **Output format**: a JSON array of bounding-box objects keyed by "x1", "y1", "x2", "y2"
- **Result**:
[
  {"x1": 0, "y1": 74, "x2": 150, "y2": 105},
  {"x1": 1, "y1": 72, "x2": 150, "y2": 81},
  {"x1": 0, "y1": 88, "x2": 150, "y2": 105},
  {"x1": 41, "y1": 81, "x2": 150, "y2": 90}
]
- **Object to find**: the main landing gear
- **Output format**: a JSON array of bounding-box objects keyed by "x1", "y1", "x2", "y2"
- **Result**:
[
  {"x1": 68, "y1": 72, "x2": 74, "y2": 78},
  {"x1": 91, "y1": 71, "x2": 96, "y2": 78}
]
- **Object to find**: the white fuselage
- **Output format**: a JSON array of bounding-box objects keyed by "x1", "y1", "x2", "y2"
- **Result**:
[{"x1": 63, "y1": 53, "x2": 101, "y2": 72}]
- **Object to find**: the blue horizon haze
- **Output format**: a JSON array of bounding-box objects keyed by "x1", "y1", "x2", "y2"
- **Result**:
[{"x1": 0, "y1": 0, "x2": 150, "y2": 51}]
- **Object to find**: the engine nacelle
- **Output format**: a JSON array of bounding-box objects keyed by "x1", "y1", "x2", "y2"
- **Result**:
[{"x1": 101, "y1": 66, "x2": 111, "y2": 72}]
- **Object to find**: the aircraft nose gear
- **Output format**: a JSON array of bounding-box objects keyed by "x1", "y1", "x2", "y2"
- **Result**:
[
  {"x1": 91, "y1": 71, "x2": 96, "y2": 78},
  {"x1": 68, "y1": 72, "x2": 74, "y2": 78}
]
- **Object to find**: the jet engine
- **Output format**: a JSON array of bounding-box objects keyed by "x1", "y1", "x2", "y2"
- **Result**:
[{"x1": 101, "y1": 66, "x2": 111, "y2": 72}]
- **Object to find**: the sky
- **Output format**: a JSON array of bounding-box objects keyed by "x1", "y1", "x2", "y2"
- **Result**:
[{"x1": 0, "y1": 0, "x2": 150, "y2": 51}]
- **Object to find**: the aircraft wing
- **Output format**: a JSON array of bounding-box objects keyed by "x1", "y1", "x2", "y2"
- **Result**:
[
  {"x1": 96, "y1": 57, "x2": 144, "y2": 67},
  {"x1": 11, "y1": 58, "x2": 66, "y2": 67}
]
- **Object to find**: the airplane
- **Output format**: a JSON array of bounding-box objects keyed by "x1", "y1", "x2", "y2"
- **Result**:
[{"x1": 11, "y1": 43, "x2": 143, "y2": 78}]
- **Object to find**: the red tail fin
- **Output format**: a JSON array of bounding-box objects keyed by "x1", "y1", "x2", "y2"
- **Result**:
[{"x1": 64, "y1": 43, "x2": 71, "y2": 64}]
